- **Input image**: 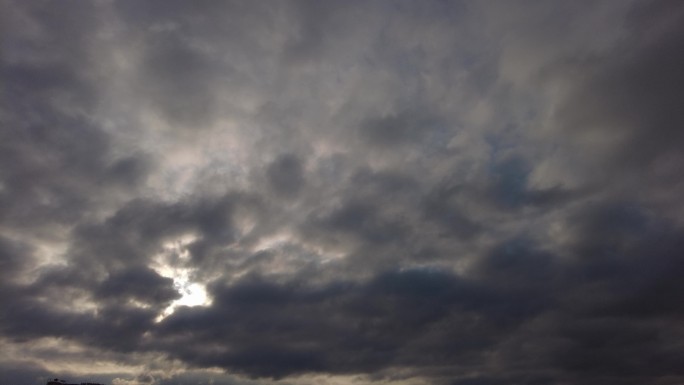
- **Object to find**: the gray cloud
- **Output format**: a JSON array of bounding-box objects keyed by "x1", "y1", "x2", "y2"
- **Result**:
[
  {"x1": 266, "y1": 154, "x2": 305, "y2": 198},
  {"x1": 2, "y1": 0, "x2": 684, "y2": 384},
  {"x1": 95, "y1": 266, "x2": 181, "y2": 306}
]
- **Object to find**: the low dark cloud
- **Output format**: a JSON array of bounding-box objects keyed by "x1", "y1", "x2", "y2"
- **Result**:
[
  {"x1": 0, "y1": 361, "x2": 51, "y2": 385},
  {"x1": 152, "y1": 265, "x2": 553, "y2": 378},
  {"x1": 2, "y1": 0, "x2": 684, "y2": 384},
  {"x1": 96, "y1": 266, "x2": 181, "y2": 306},
  {"x1": 266, "y1": 154, "x2": 305, "y2": 198}
]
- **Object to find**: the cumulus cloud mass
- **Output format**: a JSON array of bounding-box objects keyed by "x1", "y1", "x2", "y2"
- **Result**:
[{"x1": 2, "y1": 1, "x2": 684, "y2": 384}]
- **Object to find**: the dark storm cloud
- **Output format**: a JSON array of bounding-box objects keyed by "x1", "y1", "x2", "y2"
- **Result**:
[
  {"x1": 0, "y1": 1, "x2": 151, "y2": 241},
  {"x1": 423, "y1": 156, "x2": 577, "y2": 226},
  {"x1": 484, "y1": 205, "x2": 684, "y2": 385},
  {"x1": 359, "y1": 111, "x2": 443, "y2": 148},
  {"x1": 555, "y1": 0, "x2": 684, "y2": 180},
  {"x1": 0, "y1": 0, "x2": 168, "y2": 346},
  {"x1": 309, "y1": 199, "x2": 410, "y2": 246},
  {"x1": 1, "y1": 99, "x2": 114, "y2": 227},
  {"x1": 422, "y1": 184, "x2": 483, "y2": 239},
  {"x1": 2, "y1": 286, "x2": 158, "y2": 353},
  {"x1": 350, "y1": 168, "x2": 420, "y2": 195},
  {"x1": 61, "y1": 191, "x2": 267, "y2": 278},
  {"x1": 0, "y1": 361, "x2": 50, "y2": 385},
  {"x1": 561, "y1": 202, "x2": 684, "y2": 318},
  {"x1": 266, "y1": 154, "x2": 305, "y2": 198},
  {"x1": 0, "y1": 193, "x2": 259, "y2": 360},
  {"x1": 0, "y1": 236, "x2": 33, "y2": 279},
  {"x1": 95, "y1": 266, "x2": 181, "y2": 305},
  {"x1": 152, "y1": 262, "x2": 556, "y2": 379},
  {"x1": 110, "y1": 0, "x2": 294, "y2": 132},
  {"x1": 3, "y1": 0, "x2": 684, "y2": 384},
  {"x1": 136, "y1": 32, "x2": 220, "y2": 128}
]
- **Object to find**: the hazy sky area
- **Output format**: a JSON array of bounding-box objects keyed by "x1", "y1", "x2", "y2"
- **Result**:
[{"x1": 2, "y1": 1, "x2": 684, "y2": 384}]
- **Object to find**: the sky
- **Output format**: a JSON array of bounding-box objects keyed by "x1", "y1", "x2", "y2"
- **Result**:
[{"x1": 1, "y1": 0, "x2": 684, "y2": 384}]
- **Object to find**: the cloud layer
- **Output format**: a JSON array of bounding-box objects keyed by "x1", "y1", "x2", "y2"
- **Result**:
[{"x1": 2, "y1": 1, "x2": 684, "y2": 384}]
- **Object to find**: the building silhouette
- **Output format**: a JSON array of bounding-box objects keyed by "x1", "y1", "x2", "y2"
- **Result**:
[{"x1": 47, "y1": 379, "x2": 104, "y2": 385}]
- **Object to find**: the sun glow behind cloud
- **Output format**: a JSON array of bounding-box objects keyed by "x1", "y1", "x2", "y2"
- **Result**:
[{"x1": 152, "y1": 234, "x2": 211, "y2": 322}]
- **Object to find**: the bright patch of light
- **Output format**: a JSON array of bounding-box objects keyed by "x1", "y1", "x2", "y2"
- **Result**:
[
  {"x1": 252, "y1": 232, "x2": 291, "y2": 252},
  {"x1": 151, "y1": 234, "x2": 211, "y2": 322},
  {"x1": 156, "y1": 276, "x2": 210, "y2": 322}
]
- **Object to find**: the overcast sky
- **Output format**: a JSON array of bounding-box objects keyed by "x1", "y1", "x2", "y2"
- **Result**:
[{"x1": 2, "y1": 1, "x2": 684, "y2": 384}]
